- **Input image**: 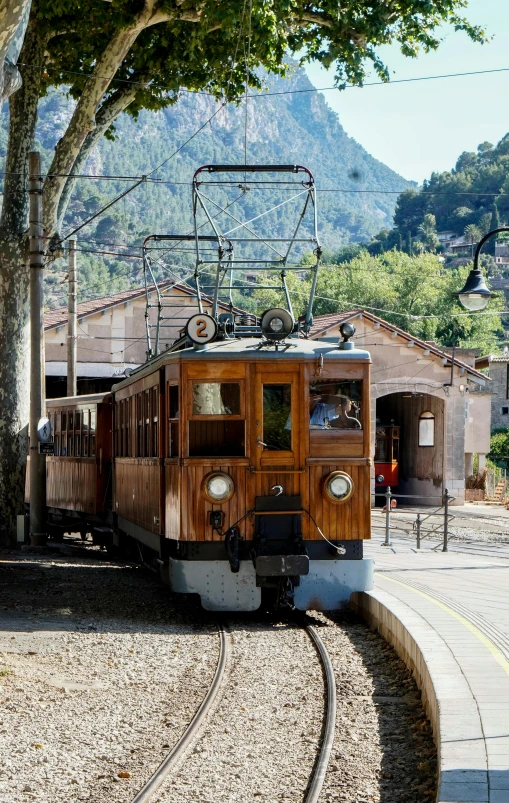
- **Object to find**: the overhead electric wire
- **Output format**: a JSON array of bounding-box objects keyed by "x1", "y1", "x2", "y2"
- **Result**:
[{"x1": 17, "y1": 61, "x2": 509, "y2": 99}]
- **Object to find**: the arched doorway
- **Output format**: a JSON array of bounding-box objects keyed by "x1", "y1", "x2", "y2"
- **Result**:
[{"x1": 375, "y1": 392, "x2": 445, "y2": 505}]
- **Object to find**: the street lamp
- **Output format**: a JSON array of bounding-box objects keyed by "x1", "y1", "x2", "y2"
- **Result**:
[{"x1": 453, "y1": 227, "x2": 508, "y2": 311}]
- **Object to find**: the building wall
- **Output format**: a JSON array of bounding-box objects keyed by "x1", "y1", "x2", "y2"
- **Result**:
[
  {"x1": 488, "y1": 362, "x2": 509, "y2": 430},
  {"x1": 45, "y1": 288, "x2": 212, "y2": 377}
]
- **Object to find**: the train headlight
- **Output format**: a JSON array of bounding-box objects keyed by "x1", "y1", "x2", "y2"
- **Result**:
[
  {"x1": 376, "y1": 474, "x2": 385, "y2": 484},
  {"x1": 202, "y1": 472, "x2": 234, "y2": 503},
  {"x1": 260, "y1": 308, "x2": 294, "y2": 341},
  {"x1": 324, "y1": 471, "x2": 354, "y2": 504}
]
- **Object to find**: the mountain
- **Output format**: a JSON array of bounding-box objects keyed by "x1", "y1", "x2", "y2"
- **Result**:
[{"x1": 1, "y1": 62, "x2": 413, "y2": 306}]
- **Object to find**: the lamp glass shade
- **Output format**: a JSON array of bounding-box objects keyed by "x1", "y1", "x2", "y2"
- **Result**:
[
  {"x1": 457, "y1": 292, "x2": 490, "y2": 312},
  {"x1": 454, "y1": 267, "x2": 496, "y2": 311}
]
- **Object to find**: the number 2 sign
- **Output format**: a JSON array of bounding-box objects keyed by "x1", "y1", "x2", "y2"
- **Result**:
[{"x1": 186, "y1": 313, "x2": 217, "y2": 345}]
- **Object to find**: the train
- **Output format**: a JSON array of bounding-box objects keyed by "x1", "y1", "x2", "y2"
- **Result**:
[{"x1": 39, "y1": 165, "x2": 374, "y2": 611}]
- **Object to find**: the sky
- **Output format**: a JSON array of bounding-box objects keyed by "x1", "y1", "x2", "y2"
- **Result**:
[{"x1": 304, "y1": 0, "x2": 509, "y2": 184}]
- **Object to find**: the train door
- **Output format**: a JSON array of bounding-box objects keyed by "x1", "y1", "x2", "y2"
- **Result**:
[{"x1": 251, "y1": 368, "x2": 305, "y2": 562}]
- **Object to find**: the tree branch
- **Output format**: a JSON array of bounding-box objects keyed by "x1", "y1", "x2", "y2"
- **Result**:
[
  {"x1": 56, "y1": 77, "x2": 149, "y2": 231},
  {"x1": 42, "y1": 2, "x2": 176, "y2": 238}
]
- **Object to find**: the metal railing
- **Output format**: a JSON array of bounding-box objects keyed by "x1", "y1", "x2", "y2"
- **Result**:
[{"x1": 374, "y1": 487, "x2": 456, "y2": 552}]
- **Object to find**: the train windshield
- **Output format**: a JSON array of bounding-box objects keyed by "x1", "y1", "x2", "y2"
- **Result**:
[
  {"x1": 192, "y1": 382, "x2": 241, "y2": 416},
  {"x1": 262, "y1": 384, "x2": 292, "y2": 451},
  {"x1": 309, "y1": 380, "x2": 362, "y2": 429}
]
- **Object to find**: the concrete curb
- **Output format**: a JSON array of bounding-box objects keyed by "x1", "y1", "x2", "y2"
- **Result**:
[{"x1": 351, "y1": 588, "x2": 490, "y2": 803}]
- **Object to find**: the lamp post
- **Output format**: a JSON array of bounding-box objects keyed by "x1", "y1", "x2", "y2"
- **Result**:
[{"x1": 453, "y1": 227, "x2": 508, "y2": 311}]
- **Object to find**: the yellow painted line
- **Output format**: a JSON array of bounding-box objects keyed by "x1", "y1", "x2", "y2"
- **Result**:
[{"x1": 379, "y1": 574, "x2": 509, "y2": 677}]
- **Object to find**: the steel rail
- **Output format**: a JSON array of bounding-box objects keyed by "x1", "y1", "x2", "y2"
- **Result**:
[
  {"x1": 131, "y1": 624, "x2": 230, "y2": 803},
  {"x1": 305, "y1": 625, "x2": 337, "y2": 803}
]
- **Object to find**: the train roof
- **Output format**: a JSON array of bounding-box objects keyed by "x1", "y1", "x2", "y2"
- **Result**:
[
  {"x1": 112, "y1": 336, "x2": 371, "y2": 392},
  {"x1": 46, "y1": 392, "x2": 112, "y2": 406}
]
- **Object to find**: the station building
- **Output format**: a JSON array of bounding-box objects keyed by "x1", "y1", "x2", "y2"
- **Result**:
[{"x1": 44, "y1": 294, "x2": 491, "y2": 505}]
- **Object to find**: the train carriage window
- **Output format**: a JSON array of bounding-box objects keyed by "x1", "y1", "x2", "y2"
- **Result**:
[
  {"x1": 144, "y1": 390, "x2": 150, "y2": 458},
  {"x1": 309, "y1": 380, "x2": 362, "y2": 429},
  {"x1": 192, "y1": 382, "x2": 241, "y2": 416},
  {"x1": 61, "y1": 411, "x2": 67, "y2": 455},
  {"x1": 168, "y1": 384, "x2": 179, "y2": 458},
  {"x1": 74, "y1": 411, "x2": 82, "y2": 456},
  {"x1": 262, "y1": 384, "x2": 292, "y2": 451},
  {"x1": 55, "y1": 434, "x2": 60, "y2": 456},
  {"x1": 137, "y1": 393, "x2": 143, "y2": 457},
  {"x1": 418, "y1": 411, "x2": 435, "y2": 447},
  {"x1": 83, "y1": 410, "x2": 89, "y2": 457},
  {"x1": 189, "y1": 381, "x2": 244, "y2": 457},
  {"x1": 90, "y1": 409, "x2": 96, "y2": 456},
  {"x1": 151, "y1": 386, "x2": 159, "y2": 457}
]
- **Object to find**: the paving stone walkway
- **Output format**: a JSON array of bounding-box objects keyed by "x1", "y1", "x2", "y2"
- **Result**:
[{"x1": 360, "y1": 526, "x2": 509, "y2": 803}]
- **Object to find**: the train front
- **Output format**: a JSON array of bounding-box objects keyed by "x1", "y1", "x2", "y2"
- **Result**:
[{"x1": 167, "y1": 309, "x2": 374, "y2": 611}]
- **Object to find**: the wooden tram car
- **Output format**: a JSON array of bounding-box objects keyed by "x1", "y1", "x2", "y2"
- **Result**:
[
  {"x1": 44, "y1": 322, "x2": 373, "y2": 611},
  {"x1": 41, "y1": 164, "x2": 374, "y2": 611}
]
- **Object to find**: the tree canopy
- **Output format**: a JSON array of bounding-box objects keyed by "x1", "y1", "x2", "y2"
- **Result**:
[{"x1": 238, "y1": 250, "x2": 503, "y2": 353}]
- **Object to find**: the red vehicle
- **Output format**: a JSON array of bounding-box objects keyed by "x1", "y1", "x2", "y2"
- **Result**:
[{"x1": 374, "y1": 425, "x2": 400, "y2": 489}]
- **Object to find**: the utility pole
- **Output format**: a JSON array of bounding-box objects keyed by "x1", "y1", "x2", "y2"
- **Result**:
[
  {"x1": 29, "y1": 151, "x2": 46, "y2": 546},
  {"x1": 67, "y1": 238, "x2": 77, "y2": 397}
]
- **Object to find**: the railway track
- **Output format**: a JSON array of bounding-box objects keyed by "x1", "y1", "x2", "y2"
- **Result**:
[{"x1": 130, "y1": 621, "x2": 336, "y2": 803}]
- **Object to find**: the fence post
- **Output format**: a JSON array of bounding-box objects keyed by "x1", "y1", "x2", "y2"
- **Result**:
[
  {"x1": 442, "y1": 489, "x2": 450, "y2": 552},
  {"x1": 416, "y1": 513, "x2": 421, "y2": 549},
  {"x1": 383, "y1": 486, "x2": 392, "y2": 547}
]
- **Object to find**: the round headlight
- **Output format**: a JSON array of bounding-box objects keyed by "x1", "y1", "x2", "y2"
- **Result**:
[
  {"x1": 269, "y1": 316, "x2": 284, "y2": 333},
  {"x1": 202, "y1": 472, "x2": 234, "y2": 503},
  {"x1": 260, "y1": 308, "x2": 294, "y2": 341},
  {"x1": 376, "y1": 474, "x2": 385, "y2": 484},
  {"x1": 324, "y1": 471, "x2": 354, "y2": 504}
]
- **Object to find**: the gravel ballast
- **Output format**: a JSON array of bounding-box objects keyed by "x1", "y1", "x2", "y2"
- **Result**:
[
  {"x1": 0, "y1": 549, "x2": 437, "y2": 802},
  {"x1": 0, "y1": 552, "x2": 217, "y2": 802}
]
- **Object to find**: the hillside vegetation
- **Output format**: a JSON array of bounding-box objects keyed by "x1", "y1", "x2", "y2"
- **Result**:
[{"x1": 0, "y1": 63, "x2": 412, "y2": 307}]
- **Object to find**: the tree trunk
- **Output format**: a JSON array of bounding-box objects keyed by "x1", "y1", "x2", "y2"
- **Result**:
[
  {"x1": 0, "y1": 0, "x2": 31, "y2": 100},
  {"x1": 0, "y1": 239, "x2": 29, "y2": 544},
  {"x1": 0, "y1": 19, "x2": 46, "y2": 544}
]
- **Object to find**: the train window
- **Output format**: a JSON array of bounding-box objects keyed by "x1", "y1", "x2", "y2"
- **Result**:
[
  {"x1": 151, "y1": 386, "x2": 159, "y2": 457},
  {"x1": 144, "y1": 390, "x2": 150, "y2": 457},
  {"x1": 74, "y1": 433, "x2": 81, "y2": 457},
  {"x1": 69, "y1": 411, "x2": 74, "y2": 430},
  {"x1": 61, "y1": 412, "x2": 67, "y2": 432},
  {"x1": 419, "y1": 411, "x2": 435, "y2": 447},
  {"x1": 192, "y1": 382, "x2": 241, "y2": 416},
  {"x1": 309, "y1": 380, "x2": 362, "y2": 429},
  {"x1": 375, "y1": 429, "x2": 389, "y2": 462},
  {"x1": 262, "y1": 384, "x2": 291, "y2": 451},
  {"x1": 90, "y1": 409, "x2": 96, "y2": 456},
  {"x1": 137, "y1": 393, "x2": 144, "y2": 457},
  {"x1": 55, "y1": 434, "x2": 60, "y2": 456},
  {"x1": 67, "y1": 433, "x2": 73, "y2": 457},
  {"x1": 169, "y1": 385, "x2": 179, "y2": 419},
  {"x1": 168, "y1": 384, "x2": 179, "y2": 458}
]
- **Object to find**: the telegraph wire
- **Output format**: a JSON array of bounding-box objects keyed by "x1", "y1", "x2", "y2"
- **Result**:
[{"x1": 16, "y1": 62, "x2": 509, "y2": 99}]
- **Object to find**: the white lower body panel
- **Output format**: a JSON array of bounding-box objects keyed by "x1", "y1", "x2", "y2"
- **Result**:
[
  {"x1": 168, "y1": 556, "x2": 373, "y2": 612},
  {"x1": 169, "y1": 558, "x2": 261, "y2": 612},
  {"x1": 293, "y1": 558, "x2": 374, "y2": 611}
]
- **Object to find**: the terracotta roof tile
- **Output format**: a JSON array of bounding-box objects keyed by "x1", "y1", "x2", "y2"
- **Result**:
[{"x1": 309, "y1": 309, "x2": 488, "y2": 381}]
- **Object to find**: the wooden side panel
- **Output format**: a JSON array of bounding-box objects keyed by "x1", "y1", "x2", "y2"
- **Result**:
[
  {"x1": 165, "y1": 462, "x2": 180, "y2": 539},
  {"x1": 308, "y1": 462, "x2": 371, "y2": 540},
  {"x1": 181, "y1": 464, "x2": 247, "y2": 542},
  {"x1": 115, "y1": 458, "x2": 162, "y2": 533},
  {"x1": 309, "y1": 430, "x2": 363, "y2": 458},
  {"x1": 47, "y1": 458, "x2": 98, "y2": 514}
]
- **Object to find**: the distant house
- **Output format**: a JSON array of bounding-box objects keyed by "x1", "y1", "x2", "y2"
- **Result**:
[
  {"x1": 310, "y1": 310, "x2": 491, "y2": 505},
  {"x1": 474, "y1": 354, "x2": 509, "y2": 431}
]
